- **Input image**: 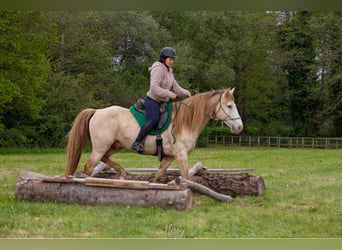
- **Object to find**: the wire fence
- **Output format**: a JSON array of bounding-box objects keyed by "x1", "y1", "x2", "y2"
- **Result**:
[{"x1": 206, "y1": 135, "x2": 342, "y2": 149}]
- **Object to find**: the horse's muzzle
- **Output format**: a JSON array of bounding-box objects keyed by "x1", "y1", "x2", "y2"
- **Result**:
[{"x1": 231, "y1": 121, "x2": 243, "y2": 134}]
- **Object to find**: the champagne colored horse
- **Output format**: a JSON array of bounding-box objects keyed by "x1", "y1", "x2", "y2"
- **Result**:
[{"x1": 65, "y1": 88, "x2": 243, "y2": 181}]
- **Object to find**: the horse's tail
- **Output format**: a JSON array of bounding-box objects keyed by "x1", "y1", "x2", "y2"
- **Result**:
[{"x1": 65, "y1": 108, "x2": 96, "y2": 176}]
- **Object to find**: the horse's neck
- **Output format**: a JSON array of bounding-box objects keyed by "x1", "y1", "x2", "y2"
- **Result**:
[
  {"x1": 172, "y1": 93, "x2": 216, "y2": 138},
  {"x1": 187, "y1": 111, "x2": 211, "y2": 139},
  {"x1": 197, "y1": 116, "x2": 211, "y2": 134}
]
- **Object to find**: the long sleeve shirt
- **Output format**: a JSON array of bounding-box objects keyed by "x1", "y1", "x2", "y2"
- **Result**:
[{"x1": 146, "y1": 61, "x2": 188, "y2": 103}]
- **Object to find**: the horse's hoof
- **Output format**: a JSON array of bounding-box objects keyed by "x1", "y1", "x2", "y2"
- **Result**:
[
  {"x1": 75, "y1": 171, "x2": 88, "y2": 178},
  {"x1": 118, "y1": 171, "x2": 127, "y2": 180},
  {"x1": 152, "y1": 177, "x2": 161, "y2": 183}
]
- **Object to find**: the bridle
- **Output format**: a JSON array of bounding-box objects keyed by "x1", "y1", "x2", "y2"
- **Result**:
[{"x1": 210, "y1": 92, "x2": 241, "y2": 122}]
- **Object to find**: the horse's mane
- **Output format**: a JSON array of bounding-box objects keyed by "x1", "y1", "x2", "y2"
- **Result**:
[{"x1": 172, "y1": 90, "x2": 222, "y2": 135}]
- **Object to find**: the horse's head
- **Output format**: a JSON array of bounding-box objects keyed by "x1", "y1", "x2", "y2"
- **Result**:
[{"x1": 213, "y1": 88, "x2": 243, "y2": 134}]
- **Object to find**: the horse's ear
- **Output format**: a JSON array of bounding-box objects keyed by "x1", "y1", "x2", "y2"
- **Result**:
[{"x1": 226, "y1": 87, "x2": 235, "y2": 96}]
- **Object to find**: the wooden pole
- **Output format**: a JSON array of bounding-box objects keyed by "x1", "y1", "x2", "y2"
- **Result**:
[{"x1": 91, "y1": 164, "x2": 255, "y2": 175}]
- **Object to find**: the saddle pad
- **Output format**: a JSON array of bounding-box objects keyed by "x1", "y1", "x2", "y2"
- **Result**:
[{"x1": 129, "y1": 103, "x2": 172, "y2": 135}]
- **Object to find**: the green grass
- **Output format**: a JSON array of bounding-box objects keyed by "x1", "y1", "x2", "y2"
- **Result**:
[{"x1": 0, "y1": 146, "x2": 341, "y2": 238}]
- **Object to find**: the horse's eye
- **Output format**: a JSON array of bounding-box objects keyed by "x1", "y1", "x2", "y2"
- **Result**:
[{"x1": 227, "y1": 105, "x2": 232, "y2": 109}]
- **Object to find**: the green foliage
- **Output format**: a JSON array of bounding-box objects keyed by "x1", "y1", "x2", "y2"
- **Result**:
[
  {"x1": 1, "y1": 11, "x2": 342, "y2": 147},
  {"x1": 0, "y1": 11, "x2": 57, "y2": 146},
  {"x1": 277, "y1": 11, "x2": 323, "y2": 136},
  {"x1": 311, "y1": 11, "x2": 342, "y2": 136},
  {"x1": 38, "y1": 72, "x2": 101, "y2": 147}
]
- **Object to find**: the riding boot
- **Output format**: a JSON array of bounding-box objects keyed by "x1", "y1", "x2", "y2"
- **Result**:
[{"x1": 131, "y1": 120, "x2": 154, "y2": 153}]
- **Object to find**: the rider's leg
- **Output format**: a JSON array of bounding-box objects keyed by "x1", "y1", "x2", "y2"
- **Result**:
[
  {"x1": 131, "y1": 96, "x2": 160, "y2": 153},
  {"x1": 131, "y1": 120, "x2": 154, "y2": 153}
]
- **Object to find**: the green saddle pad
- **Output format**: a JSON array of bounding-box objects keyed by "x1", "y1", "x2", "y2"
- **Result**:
[{"x1": 129, "y1": 103, "x2": 172, "y2": 135}]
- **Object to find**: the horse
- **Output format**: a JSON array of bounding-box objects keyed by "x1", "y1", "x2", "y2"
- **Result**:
[{"x1": 65, "y1": 88, "x2": 243, "y2": 182}]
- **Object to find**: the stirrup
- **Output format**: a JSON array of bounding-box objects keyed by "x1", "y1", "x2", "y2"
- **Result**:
[{"x1": 131, "y1": 141, "x2": 144, "y2": 154}]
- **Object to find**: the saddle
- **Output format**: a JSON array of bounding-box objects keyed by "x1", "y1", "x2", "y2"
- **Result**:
[
  {"x1": 133, "y1": 97, "x2": 169, "y2": 131},
  {"x1": 130, "y1": 97, "x2": 172, "y2": 161}
]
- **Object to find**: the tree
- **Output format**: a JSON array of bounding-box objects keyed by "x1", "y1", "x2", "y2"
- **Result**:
[
  {"x1": 312, "y1": 11, "x2": 342, "y2": 136},
  {"x1": 277, "y1": 11, "x2": 321, "y2": 136},
  {"x1": 0, "y1": 11, "x2": 57, "y2": 146},
  {"x1": 327, "y1": 12, "x2": 342, "y2": 136}
]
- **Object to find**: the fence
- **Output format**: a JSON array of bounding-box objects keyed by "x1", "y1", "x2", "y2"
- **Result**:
[{"x1": 206, "y1": 135, "x2": 342, "y2": 149}]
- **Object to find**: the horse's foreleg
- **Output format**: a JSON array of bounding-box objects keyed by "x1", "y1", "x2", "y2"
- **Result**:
[
  {"x1": 175, "y1": 152, "x2": 190, "y2": 180},
  {"x1": 153, "y1": 156, "x2": 174, "y2": 182},
  {"x1": 102, "y1": 157, "x2": 126, "y2": 180}
]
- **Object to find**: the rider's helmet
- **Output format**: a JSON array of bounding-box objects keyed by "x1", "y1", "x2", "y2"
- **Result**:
[{"x1": 159, "y1": 47, "x2": 177, "y2": 59}]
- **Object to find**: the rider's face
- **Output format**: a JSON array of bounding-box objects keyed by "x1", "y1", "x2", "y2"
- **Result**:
[{"x1": 165, "y1": 57, "x2": 175, "y2": 68}]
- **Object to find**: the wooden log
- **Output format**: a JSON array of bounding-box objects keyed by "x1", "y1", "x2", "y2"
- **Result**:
[
  {"x1": 176, "y1": 177, "x2": 233, "y2": 202},
  {"x1": 15, "y1": 171, "x2": 192, "y2": 210},
  {"x1": 166, "y1": 162, "x2": 204, "y2": 185},
  {"x1": 191, "y1": 173, "x2": 265, "y2": 197},
  {"x1": 189, "y1": 162, "x2": 205, "y2": 176},
  {"x1": 85, "y1": 178, "x2": 150, "y2": 189},
  {"x1": 85, "y1": 177, "x2": 185, "y2": 190},
  {"x1": 94, "y1": 167, "x2": 255, "y2": 175}
]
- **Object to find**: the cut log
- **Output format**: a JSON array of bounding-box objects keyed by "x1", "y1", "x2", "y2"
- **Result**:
[
  {"x1": 15, "y1": 171, "x2": 192, "y2": 210},
  {"x1": 191, "y1": 173, "x2": 265, "y2": 197}
]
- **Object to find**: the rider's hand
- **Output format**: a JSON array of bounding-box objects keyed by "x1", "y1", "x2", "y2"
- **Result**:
[{"x1": 170, "y1": 92, "x2": 177, "y2": 99}]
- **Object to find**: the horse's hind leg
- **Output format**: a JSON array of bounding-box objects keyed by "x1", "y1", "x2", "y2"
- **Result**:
[
  {"x1": 83, "y1": 151, "x2": 104, "y2": 176},
  {"x1": 153, "y1": 156, "x2": 174, "y2": 182},
  {"x1": 101, "y1": 156, "x2": 126, "y2": 180}
]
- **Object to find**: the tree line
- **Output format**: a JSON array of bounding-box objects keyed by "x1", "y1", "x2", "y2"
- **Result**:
[{"x1": 0, "y1": 11, "x2": 341, "y2": 147}]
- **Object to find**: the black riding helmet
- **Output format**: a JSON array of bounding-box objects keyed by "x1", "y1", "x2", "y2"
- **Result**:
[{"x1": 159, "y1": 47, "x2": 177, "y2": 59}]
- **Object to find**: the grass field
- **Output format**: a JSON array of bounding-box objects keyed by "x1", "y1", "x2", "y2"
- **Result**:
[{"x1": 0, "y1": 146, "x2": 341, "y2": 238}]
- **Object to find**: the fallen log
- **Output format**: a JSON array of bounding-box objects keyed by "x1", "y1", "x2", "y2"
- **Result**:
[
  {"x1": 15, "y1": 171, "x2": 192, "y2": 210},
  {"x1": 175, "y1": 177, "x2": 233, "y2": 202}
]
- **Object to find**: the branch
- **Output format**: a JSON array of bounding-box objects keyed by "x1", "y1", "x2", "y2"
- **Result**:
[{"x1": 175, "y1": 177, "x2": 233, "y2": 202}]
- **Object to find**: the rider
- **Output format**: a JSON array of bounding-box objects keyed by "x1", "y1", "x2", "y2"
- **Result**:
[{"x1": 131, "y1": 47, "x2": 192, "y2": 153}]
